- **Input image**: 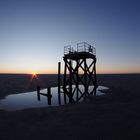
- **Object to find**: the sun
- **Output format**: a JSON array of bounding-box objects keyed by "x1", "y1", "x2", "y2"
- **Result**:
[
  {"x1": 30, "y1": 72, "x2": 39, "y2": 81},
  {"x1": 33, "y1": 72, "x2": 36, "y2": 76}
]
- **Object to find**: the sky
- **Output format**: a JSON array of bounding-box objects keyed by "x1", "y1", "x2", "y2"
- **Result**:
[{"x1": 0, "y1": 0, "x2": 140, "y2": 74}]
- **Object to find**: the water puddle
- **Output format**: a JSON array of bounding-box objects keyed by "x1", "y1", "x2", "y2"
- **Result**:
[{"x1": 0, "y1": 85, "x2": 108, "y2": 111}]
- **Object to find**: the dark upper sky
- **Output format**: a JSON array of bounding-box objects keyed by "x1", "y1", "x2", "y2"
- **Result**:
[{"x1": 0, "y1": 0, "x2": 140, "y2": 74}]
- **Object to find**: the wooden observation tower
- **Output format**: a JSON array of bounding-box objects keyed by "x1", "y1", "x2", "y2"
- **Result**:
[{"x1": 62, "y1": 42, "x2": 97, "y2": 102}]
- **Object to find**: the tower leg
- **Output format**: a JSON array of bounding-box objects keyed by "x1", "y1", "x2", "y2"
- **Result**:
[{"x1": 69, "y1": 60, "x2": 72, "y2": 103}]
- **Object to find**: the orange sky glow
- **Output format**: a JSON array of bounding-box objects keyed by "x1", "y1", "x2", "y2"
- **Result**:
[{"x1": 0, "y1": 66, "x2": 140, "y2": 74}]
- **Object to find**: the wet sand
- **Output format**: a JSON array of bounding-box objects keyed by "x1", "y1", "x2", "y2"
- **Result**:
[
  {"x1": 0, "y1": 74, "x2": 140, "y2": 140},
  {"x1": 0, "y1": 74, "x2": 59, "y2": 99}
]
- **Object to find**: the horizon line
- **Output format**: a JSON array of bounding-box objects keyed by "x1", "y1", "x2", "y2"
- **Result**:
[{"x1": 0, "y1": 72, "x2": 140, "y2": 75}]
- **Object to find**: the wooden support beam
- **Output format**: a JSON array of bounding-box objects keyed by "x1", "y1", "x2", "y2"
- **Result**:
[
  {"x1": 58, "y1": 62, "x2": 61, "y2": 104},
  {"x1": 47, "y1": 87, "x2": 52, "y2": 105},
  {"x1": 37, "y1": 86, "x2": 40, "y2": 101},
  {"x1": 69, "y1": 60, "x2": 73, "y2": 103}
]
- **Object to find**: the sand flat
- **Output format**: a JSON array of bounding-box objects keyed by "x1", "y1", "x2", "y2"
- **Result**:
[{"x1": 0, "y1": 74, "x2": 140, "y2": 140}]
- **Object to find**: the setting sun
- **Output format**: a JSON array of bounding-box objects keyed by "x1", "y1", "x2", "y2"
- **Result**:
[
  {"x1": 33, "y1": 72, "x2": 36, "y2": 76},
  {"x1": 30, "y1": 72, "x2": 39, "y2": 81}
]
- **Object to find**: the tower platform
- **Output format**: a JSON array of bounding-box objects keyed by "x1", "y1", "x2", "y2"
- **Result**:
[{"x1": 64, "y1": 42, "x2": 96, "y2": 60}]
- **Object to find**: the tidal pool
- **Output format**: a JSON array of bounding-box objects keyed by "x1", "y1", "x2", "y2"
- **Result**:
[{"x1": 0, "y1": 85, "x2": 108, "y2": 111}]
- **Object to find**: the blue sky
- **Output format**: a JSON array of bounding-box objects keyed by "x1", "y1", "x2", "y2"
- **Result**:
[{"x1": 0, "y1": 0, "x2": 140, "y2": 74}]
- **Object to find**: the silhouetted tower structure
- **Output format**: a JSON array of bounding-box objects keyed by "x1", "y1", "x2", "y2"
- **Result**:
[{"x1": 63, "y1": 42, "x2": 97, "y2": 102}]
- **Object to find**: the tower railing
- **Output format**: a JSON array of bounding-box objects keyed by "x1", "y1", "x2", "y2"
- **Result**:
[
  {"x1": 64, "y1": 42, "x2": 96, "y2": 56},
  {"x1": 64, "y1": 45, "x2": 72, "y2": 55},
  {"x1": 77, "y1": 42, "x2": 96, "y2": 55}
]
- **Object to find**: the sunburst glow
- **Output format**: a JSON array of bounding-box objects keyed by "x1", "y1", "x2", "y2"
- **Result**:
[
  {"x1": 30, "y1": 72, "x2": 39, "y2": 81},
  {"x1": 33, "y1": 72, "x2": 36, "y2": 76}
]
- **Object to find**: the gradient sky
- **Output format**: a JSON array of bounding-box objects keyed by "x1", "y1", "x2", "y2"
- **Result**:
[{"x1": 0, "y1": 0, "x2": 140, "y2": 74}]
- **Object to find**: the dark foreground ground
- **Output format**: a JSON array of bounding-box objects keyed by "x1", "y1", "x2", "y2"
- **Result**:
[{"x1": 0, "y1": 74, "x2": 140, "y2": 140}]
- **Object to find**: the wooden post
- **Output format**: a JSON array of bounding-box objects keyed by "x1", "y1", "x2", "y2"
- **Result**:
[
  {"x1": 47, "y1": 87, "x2": 52, "y2": 105},
  {"x1": 76, "y1": 60, "x2": 79, "y2": 102},
  {"x1": 63, "y1": 60, "x2": 67, "y2": 104},
  {"x1": 64, "y1": 92, "x2": 67, "y2": 104},
  {"x1": 84, "y1": 59, "x2": 88, "y2": 97},
  {"x1": 94, "y1": 58, "x2": 97, "y2": 87},
  {"x1": 69, "y1": 60, "x2": 72, "y2": 103},
  {"x1": 37, "y1": 86, "x2": 40, "y2": 101},
  {"x1": 94, "y1": 58, "x2": 97, "y2": 96},
  {"x1": 63, "y1": 59, "x2": 67, "y2": 88},
  {"x1": 58, "y1": 62, "x2": 61, "y2": 104}
]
